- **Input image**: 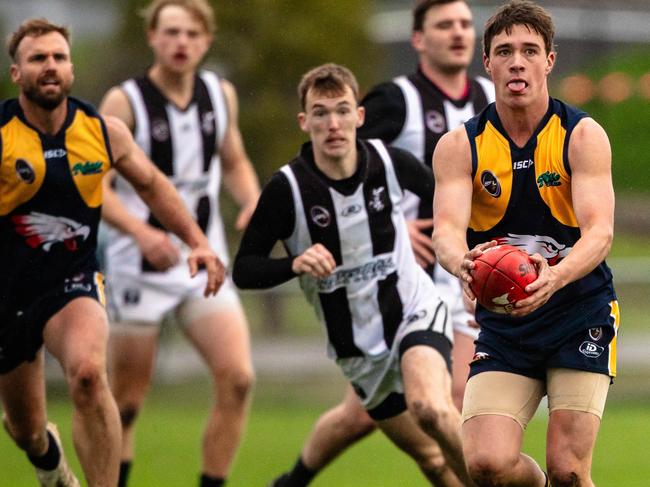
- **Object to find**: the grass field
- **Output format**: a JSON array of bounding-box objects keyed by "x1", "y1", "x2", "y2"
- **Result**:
[{"x1": 1, "y1": 377, "x2": 648, "y2": 486}]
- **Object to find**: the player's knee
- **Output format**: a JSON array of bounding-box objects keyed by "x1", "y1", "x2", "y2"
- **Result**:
[
  {"x1": 466, "y1": 451, "x2": 513, "y2": 487},
  {"x1": 345, "y1": 413, "x2": 375, "y2": 438},
  {"x1": 547, "y1": 459, "x2": 585, "y2": 487},
  {"x1": 408, "y1": 398, "x2": 451, "y2": 436},
  {"x1": 413, "y1": 445, "x2": 448, "y2": 479},
  {"x1": 67, "y1": 359, "x2": 107, "y2": 408},
  {"x1": 119, "y1": 403, "x2": 140, "y2": 429},
  {"x1": 548, "y1": 470, "x2": 580, "y2": 487},
  {"x1": 216, "y1": 367, "x2": 255, "y2": 405}
]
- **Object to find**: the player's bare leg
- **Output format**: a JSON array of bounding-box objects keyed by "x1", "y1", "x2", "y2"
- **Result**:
[
  {"x1": 546, "y1": 409, "x2": 599, "y2": 487},
  {"x1": 182, "y1": 303, "x2": 254, "y2": 479},
  {"x1": 44, "y1": 297, "x2": 121, "y2": 487},
  {"x1": 451, "y1": 331, "x2": 475, "y2": 411},
  {"x1": 378, "y1": 410, "x2": 463, "y2": 486},
  {"x1": 301, "y1": 384, "x2": 375, "y2": 470},
  {"x1": 0, "y1": 351, "x2": 48, "y2": 452},
  {"x1": 108, "y1": 325, "x2": 159, "y2": 468},
  {"x1": 401, "y1": 345, "x2": 475, "y2": 486},
  {"x1": 463, "y1": 415, "x2": 547, "y2": 486}
]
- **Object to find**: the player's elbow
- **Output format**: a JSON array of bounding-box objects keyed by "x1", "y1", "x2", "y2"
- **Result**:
[
  {"x1": 232, "y1": 255, "x2": 255, "y2": 289},
  {"x1": 588, "y1": 223, "x2": 614, "y2": 261}
]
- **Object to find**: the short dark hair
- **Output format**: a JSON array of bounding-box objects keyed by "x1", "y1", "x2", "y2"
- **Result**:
[
  {"x1": 7, "y1": 18, "x2": 70, "y2": 61},
  {"x1": 142, "y1": 0, "x2": 215, "y2": 35},
  {"x1": 483, "y1": 0, "x2": 555, "y2": 56},
  {"x1": 297, "y1": 63, "x2": 359, "y2": 111},
  {"x1": 412, "y1": 0, "x2": 468, "y2": 32}
]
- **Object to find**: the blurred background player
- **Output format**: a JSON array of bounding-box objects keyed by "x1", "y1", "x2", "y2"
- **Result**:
[
  {"x1": 234, "y1": 63, "x2": 475, "y2": 487},
  {"x1": 268, "y1": 1, "x2": 493, "y2": 485},
  {"x1": 99, "y1": 1, "x2": 259, "y2": 486},
  {"x1": 0, "y1": 18, "x2": 222, "y2": 487},
  {"x1": 432, "y1": 1, "x2": 618, "y2": 486}
]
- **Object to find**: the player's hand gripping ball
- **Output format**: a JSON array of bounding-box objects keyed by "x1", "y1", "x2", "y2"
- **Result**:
[{"x1": 469, "y1": 245, "x2": 538, "y2": 314}]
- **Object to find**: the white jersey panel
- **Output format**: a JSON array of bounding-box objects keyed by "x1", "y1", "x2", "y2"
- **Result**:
[
  {"x1": 476, "y1": 76, "x2": 496, "y2": 103},
  {"x1": 392, "y1": 76, "x2": 425, "y2": 162}
]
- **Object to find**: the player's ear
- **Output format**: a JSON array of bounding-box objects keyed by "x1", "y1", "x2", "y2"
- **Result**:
[
  {"x1": 297, "y1": 112, "x2": 308, "y2": 133},
  {"x1": 545, "y1": 51, "x2": 555, "y2": 75},
  {"x1": 411, "y1": 30, "x2": 424, "y2": 53},
  {"x1": 356, "y1": 105, "x2": 365, "y2": 128},
  {"x1": 9, "y1": 63, "x2": 20, "y2": 83},
  {"x1": 483, "y1": 53, "x2": 491, "y2": 76}
]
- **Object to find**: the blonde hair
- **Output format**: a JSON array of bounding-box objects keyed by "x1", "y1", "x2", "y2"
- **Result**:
[{"x1": 142, "y1": 0, "x2": 215, "y2": 35}]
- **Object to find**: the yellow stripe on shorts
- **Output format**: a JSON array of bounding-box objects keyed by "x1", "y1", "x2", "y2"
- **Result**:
[{"x1": 608, "y1": 300, "x2": 620, "y2": 377}]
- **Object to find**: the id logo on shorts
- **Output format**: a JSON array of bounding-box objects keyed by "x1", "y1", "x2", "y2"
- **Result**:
[{"x1": 579, "y1": 341, "x2": 605, "y2": 358}]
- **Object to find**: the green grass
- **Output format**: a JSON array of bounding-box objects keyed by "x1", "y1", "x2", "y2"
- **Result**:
[{"x1": 1, "y1": 380, "x2": 648, "y2": 486}]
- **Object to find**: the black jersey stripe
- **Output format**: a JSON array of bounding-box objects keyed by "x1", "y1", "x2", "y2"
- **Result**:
[
  {"x1": 136, "y1": 78, "x2": 174, "y2": 177},
  {"x1": 377, "y1": 271, "x2": 403, "y2": 348},
  {"x1": 291, "y1": 160, "x2": 343, "y2": 266},
  {"x1": 319, "y1": 288, "x2": 363, "y2": 358},
  {"x1": 363, "y1": 146, "x2": 395, "y2": 256},
  {"x1": 194, "y1": 76, "x2": 217, "y2": 173}
]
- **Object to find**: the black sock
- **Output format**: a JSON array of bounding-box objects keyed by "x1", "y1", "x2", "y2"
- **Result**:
[
  {"x1": 200, "y1": 473, "x2": 225, "y2": 487},
  {"x1": 118, "y1": 461, "x2": 132, "y2": 487},
  {"x1": 286, "y1": 457, "x2": 317, "y2": 486},
  {"x1": 27, "y1": 431, "x2": 61, "y2": 471}
]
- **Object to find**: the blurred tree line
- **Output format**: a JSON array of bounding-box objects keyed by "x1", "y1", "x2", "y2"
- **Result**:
[{"x1": 1, "y1": 0, "x2": 380, "y2": 183}]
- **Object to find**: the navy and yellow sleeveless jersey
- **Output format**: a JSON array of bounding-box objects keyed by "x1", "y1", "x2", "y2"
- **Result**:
[
  {"x1": 0, "y1": 97, "x2": 112, "y2": 303},
  {"x1": 464, "y1": 98, "x2": 615, "y2": 346}
]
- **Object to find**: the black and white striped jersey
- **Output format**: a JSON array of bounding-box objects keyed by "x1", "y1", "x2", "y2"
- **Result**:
[
  {"x1": 233, "y1": 139, "x2": 452, "y2": 360},
  {"x1": 359, "y1": 67, "x2": 495, "y2": 167},
  {"x1": 105, "y1": 71, "x2": 230, "y2": 280}
]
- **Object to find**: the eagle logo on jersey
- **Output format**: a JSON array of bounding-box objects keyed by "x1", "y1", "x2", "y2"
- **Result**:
[
  {"x1": 12, "y1": 212, "x2": 90, "y2": 252},
  {"x1": 496, "y1": 233, "x2": 571, "y2": 266}
]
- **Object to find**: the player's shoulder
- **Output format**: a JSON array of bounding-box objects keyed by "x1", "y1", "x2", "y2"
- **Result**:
[
  {"x1": 550, "y1": 97, "x2": 589, "y2": 131},
  {"x1": 384, "y1": 144, "x2": 420, "y2": 166},
  {"x1": 361, "y1": 79, "x2": 404, "y2": 105},
  {"x1": 0, "y1": 98, "x2": 20, "y2": 127},
  {"x1": 68, "y1": 97, "x2": 103, "y2": 120}
]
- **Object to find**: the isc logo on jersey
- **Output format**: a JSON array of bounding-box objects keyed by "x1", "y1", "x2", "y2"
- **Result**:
[{"x1": 513, "y1": 159, "x2": 533, "y2": 170}]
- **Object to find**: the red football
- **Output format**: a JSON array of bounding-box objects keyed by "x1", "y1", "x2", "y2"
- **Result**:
[{"x1": 469, "y1": 245, "x2": 538, "y2": 314}]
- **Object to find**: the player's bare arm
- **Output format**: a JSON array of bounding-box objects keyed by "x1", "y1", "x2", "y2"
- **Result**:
[
  {"x1": 291, "y1": 244, "x2": 336, "y2": 279},
  {"x1": 105, "y1": 115, "x2": 225, "y2": 296},
  {"x1": 432, "y1": 127, "x2": 477, "y2": 291},
  {"x1": 514, "y1": 118, "x2": 613, "y2": 316},
  {"x1": 219, "y1": 79, "x2": 261, "y2": 230},
  {"x1": 101, "y1": 171, "x2": 181, "y2": 271}
]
